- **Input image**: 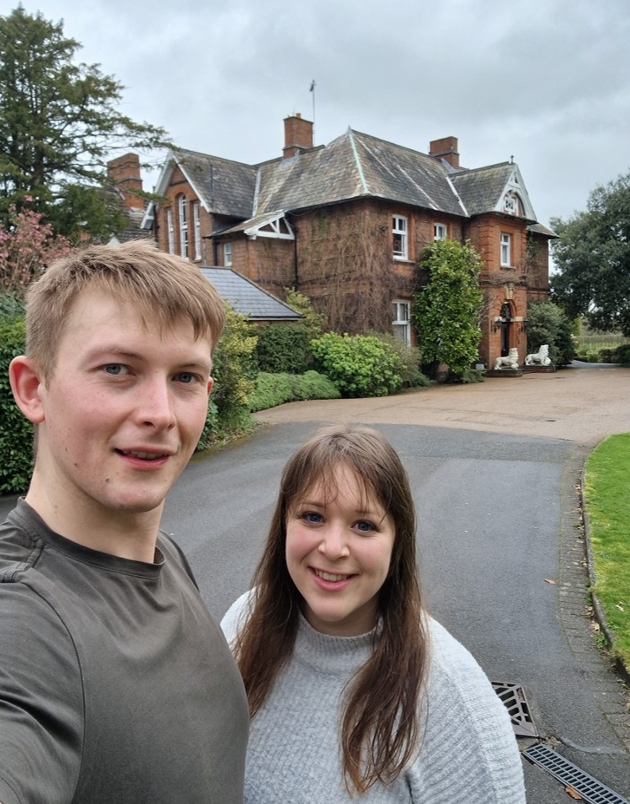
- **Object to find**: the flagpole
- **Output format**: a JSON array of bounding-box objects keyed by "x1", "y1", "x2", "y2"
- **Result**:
[{"x1": 310, "y1": 80, "x2": 316, "y2": 142}]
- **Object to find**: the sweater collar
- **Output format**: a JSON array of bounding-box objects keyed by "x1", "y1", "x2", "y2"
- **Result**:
[{"x1": 293, "y1": 614, "x2": 377, "y2": 673}]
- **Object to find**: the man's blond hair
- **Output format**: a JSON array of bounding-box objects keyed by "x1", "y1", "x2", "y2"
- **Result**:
[{"x1": 26, "y1": 240, "x2": 225, "y2": 380}]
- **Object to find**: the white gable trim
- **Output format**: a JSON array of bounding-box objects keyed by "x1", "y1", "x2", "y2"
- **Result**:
[
  {"x1": 494, "y1": 165, "x2": 537, "y2": 221},
  {"x1": 244, "y1": 213, "x2": 295, "y2": 241}
]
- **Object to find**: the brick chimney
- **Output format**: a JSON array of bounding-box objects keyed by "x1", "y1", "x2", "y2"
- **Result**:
[
  {"x1": 429, "y1": 136, "x2": 460, "y2": 169},
  {"x1": 107, "y1": 153, "x2": 143, "y2": 210},
  {"x1": 283, "y1": 113, "x2": 314, "y2": 159}
]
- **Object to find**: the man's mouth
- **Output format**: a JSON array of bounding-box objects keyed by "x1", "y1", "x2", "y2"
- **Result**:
[
  {"x1": 116, "y1": 450, "x2": 169, "y2": 461},
  {"x1": 314, "y1": 569, "x2": 351, "y2": 582}
]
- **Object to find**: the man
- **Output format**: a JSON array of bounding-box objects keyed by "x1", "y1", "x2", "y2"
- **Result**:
[{"x1": 0, "y1": 241, "x2": 248, "y2": 803}]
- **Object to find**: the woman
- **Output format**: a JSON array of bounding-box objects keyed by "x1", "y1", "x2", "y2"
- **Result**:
[{"x1": 221, "y1": 425, "x2": 525, "y2": 802}]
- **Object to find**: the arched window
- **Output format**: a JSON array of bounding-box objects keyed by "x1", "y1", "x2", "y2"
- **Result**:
[{"x1": 177, "y1": 195, "x2": 188, "y2": 258}]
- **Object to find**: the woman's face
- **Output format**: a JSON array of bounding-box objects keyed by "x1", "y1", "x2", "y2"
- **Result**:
[{"x1": 285, "y1": 464, "x2": 395, "y2": 637}]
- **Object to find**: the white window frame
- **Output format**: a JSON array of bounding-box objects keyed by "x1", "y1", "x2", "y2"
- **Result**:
[
  {"x1": 193, "y1": 201, "x2": 201, "y2": 261},
  {"x1": 178, "y1": 195, "x2": 188, "y2": 258},
  {"x1": 392, "y1": 300, "x2": 411, "y2": 345},
  {"x1": 392, "y1": 216, "x2": 408, "y2": 260},
  {"x1": 166, "y1": 208, "x2": 174, "y2": 254},
  {"x1": 434, "y1": 223, "x2": 447, "y2": 241},
  {"x1": 224, "y1": 242, "x2": 232, "y2": 267},
  {"x1": 500, "y1": 233, "x2": 511, "y2": 267}
]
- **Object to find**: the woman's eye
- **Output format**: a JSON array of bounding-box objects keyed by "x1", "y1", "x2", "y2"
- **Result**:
[
  {"x1": 302, "y1": 511, "x2": 323, "y2": 524},
  {"x1": 355, "y1": 520, "x2": 376, "y2": 533}
]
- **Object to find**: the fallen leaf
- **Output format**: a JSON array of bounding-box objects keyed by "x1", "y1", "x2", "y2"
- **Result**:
[
  {"x1": 615, "y1": 603, "x2": 625, "y2": 612},
  {"x1": 565, "y1": 785, "x2": 583, "y2": 800},
  {"x1": 544, "y1": 578, "x2": 557, "y2": 585}
]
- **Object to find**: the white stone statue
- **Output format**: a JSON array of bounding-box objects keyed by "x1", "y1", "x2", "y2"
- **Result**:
[
  {"x1": 493, "y1": 348, "x2": 519, "y2": 370},
  {"x1": 525, "y1": 344, "x2": 551, "y2": 366}
]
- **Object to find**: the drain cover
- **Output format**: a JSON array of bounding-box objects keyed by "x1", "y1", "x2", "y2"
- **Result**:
[
  {"x1": 492, "y1": 681, "x2": 540, "y2": 738},
  {"x1": 523, "y1": 743, "x2": 629, "y2": 804}
]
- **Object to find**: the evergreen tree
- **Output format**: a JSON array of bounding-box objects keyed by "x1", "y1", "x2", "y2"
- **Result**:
[
  {"x1": 413, "y1": 239, "x2": 483, "y2": 378},
  {"x1": 0, "y1": 6, "x2": 168, "y2": 239},
  {"x1": 551, "y1": 171, "x2": 630, "y2": 336}
]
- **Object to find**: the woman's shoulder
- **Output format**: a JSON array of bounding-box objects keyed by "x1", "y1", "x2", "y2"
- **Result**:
[
  {"x1": 424, "y1": 616, "x2": 517, "y2": 735},
  {"x1": 220, "y1": 588, "x2": 256, "y2": 645}
]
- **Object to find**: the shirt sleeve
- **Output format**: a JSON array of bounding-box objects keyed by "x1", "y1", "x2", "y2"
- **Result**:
[
  {"x1": 408, "y1": 618, "x2": 526, "y2": 804},
  {"x1": 0, "y1": 583, "x2": 83, "y2": 804}
]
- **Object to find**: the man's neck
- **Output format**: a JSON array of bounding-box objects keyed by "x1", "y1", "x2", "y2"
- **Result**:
[{"x1": 25, "y1": 478, "x2": 163, "y2": 564}]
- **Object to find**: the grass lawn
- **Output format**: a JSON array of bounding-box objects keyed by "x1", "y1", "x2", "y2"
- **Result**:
[{"x1": 583, "y1": 433, "x2": 630, "y2": 668}]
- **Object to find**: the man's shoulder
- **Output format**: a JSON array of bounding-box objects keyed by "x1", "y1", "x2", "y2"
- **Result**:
[{"x1": 0, "y1": 500, "x2": 41, "y2": 577}]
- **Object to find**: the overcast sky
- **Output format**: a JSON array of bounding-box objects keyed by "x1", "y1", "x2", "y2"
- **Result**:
[{"x1": 6, "y1": 0, "x2": 630, "y2": 228}]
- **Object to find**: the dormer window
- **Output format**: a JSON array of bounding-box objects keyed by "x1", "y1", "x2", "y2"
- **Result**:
[{"x1": 503, "y1": 192, "x2": 520, "y2": 216}]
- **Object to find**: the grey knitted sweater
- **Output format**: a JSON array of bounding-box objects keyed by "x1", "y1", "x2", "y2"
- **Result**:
[{"x1": 221, "y1": 591, "x2": 525, "y2": 803}]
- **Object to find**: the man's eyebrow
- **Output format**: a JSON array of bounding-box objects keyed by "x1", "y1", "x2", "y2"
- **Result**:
[{"x1": 84, "y1": 347, "x2": 211, "y2": 372}]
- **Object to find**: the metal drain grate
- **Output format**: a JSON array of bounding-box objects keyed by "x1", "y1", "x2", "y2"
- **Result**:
[
  {"x1": 523, "y1": 743, "x2": 629, "y2": 804},
  {"x1": 491, "y1": 681, "x2": 540, "y2": 738}
]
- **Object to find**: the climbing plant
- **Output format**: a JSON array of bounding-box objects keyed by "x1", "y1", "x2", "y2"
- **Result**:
[{"x1": 413, "y1": 239, "x2": 483, "y2": 378}]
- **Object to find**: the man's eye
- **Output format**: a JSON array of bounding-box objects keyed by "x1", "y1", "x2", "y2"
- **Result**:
[
  {"x1": 175, "y1": 372, "x2": 199, "y2": 384},
  {"x1": 104, "y1": 364, "x2": 126, "y2": 376}
]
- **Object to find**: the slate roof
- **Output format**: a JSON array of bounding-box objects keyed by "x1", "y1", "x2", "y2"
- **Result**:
[
  {"x1": 171, "y1": 149, "x2": 258, "y2": 218},
  {"x1": 200, "y1": 267, "x2": 302, "y2": 321},
  {"x1": 528, "y1": 222, "x2": 559, "y2": 238},
  {"x1": 150, "y1": 129, "x2": 541, "y2": 229},
  {"x1": 449, "y1": 163, "x2": 536, "y2": 220}
]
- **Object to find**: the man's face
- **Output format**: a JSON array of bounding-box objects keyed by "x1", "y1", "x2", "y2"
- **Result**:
[{"x1": 35, "y1": 288, "x2": 213, "y2": 520}]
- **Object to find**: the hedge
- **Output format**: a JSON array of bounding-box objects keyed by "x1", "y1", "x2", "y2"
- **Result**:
[
  {"x1": 0, "y1": 318, "x2": 34, "y2": 494},
  {"x1": 248, "y1": 370, "x2": 340, "y2": 412}
]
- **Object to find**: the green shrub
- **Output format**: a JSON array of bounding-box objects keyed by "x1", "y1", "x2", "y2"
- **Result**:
[
  {"x1": 367, "y1": 332, "x2": 430, "y2": 388},
  {"x1": 612, "y1": 343, "x2": 630, "y2": 364},
  {"x1": 0, "y1": 318, "x2": 33, "y2": 494},
  {"x1": 248, "y1": 370, "x2": 340, "y2": 412},
  {"x1": 527, "y1": 300, "x2": 576, "y2": 366},
  {"x1": 0, "y1": 293, "x2": 25, "y2": 321},
  {"x1": 294, "y1": 370, "x2": 341, "y2": 401},
  {"x1": 310, "y1": 333, "x2": 403, "y2": 398},
  {"x1": 196, "y1": 305, "x2": 258, "y2": 450},
  {"x1": 253, "y1": 323, "x2": 312, "y2": 374}
]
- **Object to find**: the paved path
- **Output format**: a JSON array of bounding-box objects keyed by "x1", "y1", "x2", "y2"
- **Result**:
[{"x1": 254, "y1": 363, "x2": 630, "y2": 446}]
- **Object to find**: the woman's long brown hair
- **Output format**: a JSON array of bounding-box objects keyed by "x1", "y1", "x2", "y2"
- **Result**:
[{"x1": 233, "y1": 425, "x2": 429, "y2": 794}]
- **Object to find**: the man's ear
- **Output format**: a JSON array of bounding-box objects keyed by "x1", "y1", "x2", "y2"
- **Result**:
[
  {"x1": 207, "y1": 376, "x2": 214, "y2": 397},
  {"x1": 9, "y1": 356, "x2": 46, "y2": 424}
]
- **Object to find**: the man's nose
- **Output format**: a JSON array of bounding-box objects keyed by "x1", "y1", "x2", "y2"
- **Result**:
[{"x1": 136, "y1": 377, "x2": 176, "y2": 431}]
